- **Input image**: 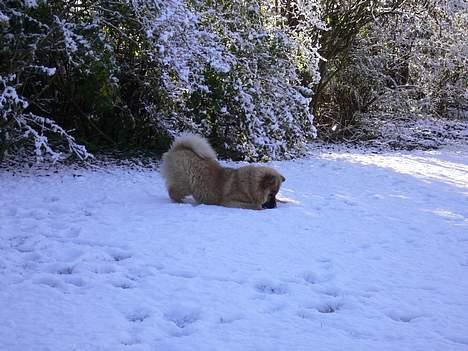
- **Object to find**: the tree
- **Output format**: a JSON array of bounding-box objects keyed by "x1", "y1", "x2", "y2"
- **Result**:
[{"x1": 312, "y1": 0, "x2": 467, "y2": 141}]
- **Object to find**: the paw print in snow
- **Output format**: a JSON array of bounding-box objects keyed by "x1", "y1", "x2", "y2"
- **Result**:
[{"x1": 254, "y1": 279, "x2": 289, "y2": 295}]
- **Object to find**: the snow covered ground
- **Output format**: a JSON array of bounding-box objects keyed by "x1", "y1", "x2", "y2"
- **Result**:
[{"x1": 1, "y1": 145, "x2": 468, "y2": 351}]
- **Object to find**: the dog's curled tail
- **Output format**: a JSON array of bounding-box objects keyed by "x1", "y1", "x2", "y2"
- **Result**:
[{"x1": 168, "y1": 133, "x2": 217, "y2": 160}]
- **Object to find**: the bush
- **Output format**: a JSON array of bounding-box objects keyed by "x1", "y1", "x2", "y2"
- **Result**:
[{"x1": 0, "y1": 0, "x2": 324, "y2": 162}]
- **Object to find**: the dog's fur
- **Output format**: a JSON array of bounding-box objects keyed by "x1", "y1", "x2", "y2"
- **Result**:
[{"x1": 161, "y1": 134, "x2": 285, "y2": 210}]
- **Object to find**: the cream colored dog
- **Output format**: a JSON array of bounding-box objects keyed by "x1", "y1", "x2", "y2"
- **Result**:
[{"x1": 161, "y1": 134, "x2": 285, "y2": 209}]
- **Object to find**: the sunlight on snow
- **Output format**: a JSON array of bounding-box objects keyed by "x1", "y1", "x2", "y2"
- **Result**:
[{"x1": 323, "y1": 152, "x2": 468, "y2": 190}]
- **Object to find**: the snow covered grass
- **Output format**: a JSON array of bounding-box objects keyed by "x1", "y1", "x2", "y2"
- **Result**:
[{"x1": 1, "y1": 146, "x2": 467, "y2": 350}]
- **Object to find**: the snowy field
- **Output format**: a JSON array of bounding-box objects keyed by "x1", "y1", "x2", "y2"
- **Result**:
[{"x1": 1, "y1": 146, "x2": 468, "y2": 351}]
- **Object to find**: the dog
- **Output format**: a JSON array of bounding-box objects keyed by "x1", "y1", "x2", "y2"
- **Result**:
[{"x1": 161, "y1": 134, "x2": 285, "y2": 210}]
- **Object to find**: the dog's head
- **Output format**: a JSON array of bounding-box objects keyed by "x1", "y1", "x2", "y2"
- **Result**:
[{"x1": 258, "y1": 169, "x2": 286, "y2": 209}]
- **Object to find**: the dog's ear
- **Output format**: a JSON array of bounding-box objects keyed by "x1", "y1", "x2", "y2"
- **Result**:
[{"x1": 260, "y1": 173, "x2": 276, "y2": 190}]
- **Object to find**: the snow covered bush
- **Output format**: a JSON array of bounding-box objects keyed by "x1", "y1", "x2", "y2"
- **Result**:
[
  {"x1": 0, "y1": 1, "x2": 94, "y2": 161},
  {"x1": 0, "y1": 0, "x2": 324, "y2": 162},
  {"x1": 0, "y1": 74, "x2": 91, "y2": 161},
  {"x1": 135, "y1": 0, "x2": 324, "y2": 160}
]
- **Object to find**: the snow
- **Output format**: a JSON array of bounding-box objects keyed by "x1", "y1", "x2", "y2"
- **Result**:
[
  {"x1": 1, "y1": 146, "x2": 468, "y2": 351},
  {"x1": 30, "y1": 66, "x2": 57, "y2": 76},
  {"x1": 0, "y1": 78, "x2": 29, "y2": 110},
  {"x1": 0, "y1": 11, "x2": 9, "y2": 23},
  {"x1": 23, "y1": 0, "x2": 38, "y2": 8}
]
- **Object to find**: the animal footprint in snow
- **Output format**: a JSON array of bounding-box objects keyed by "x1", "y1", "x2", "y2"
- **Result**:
[
  {"x1": 45, "y1": 262, "x2": 75, "y2": 275},
  {"x1": 300, "y1": 297, "x2": 344, "y2": 315},
  {"x1": 56, "y1": 266, "x2": 74, "y2": 275},
  {"x1": 164, "y1": 306, "x2": 201, "y2": 330},
  {"x1": 386, "y1": 310, "x2": 424, "y2": 323},
  {"x1": 110, "y1": 278, "x2": 135, "y2": 290},
  {"x1": 302, "y1": 271, "x2": 334, "y2": 285},
  {"x1": 302, "y1": 271, "x2": 318, "y2": 284},
  {"x1": 120, "y1": 335, "x2": 141, "y2": 346},
  {"x1": 108, "y1": 249, "x2": 132, "y2": 262},
  {"x1": 126, "y1": 307, "x2": 151, "y2": 323},
  {"x1": 254, "y1": 279, "x2": 289, "y2": 295},
  {"x1": 316, "y1": 300, "x2": 343, "y2": 314}
]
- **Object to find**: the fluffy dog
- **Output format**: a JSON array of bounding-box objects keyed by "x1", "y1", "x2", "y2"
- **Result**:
[{"x1": 161, "y1": 134, "x2": 285, "y2": 209}]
